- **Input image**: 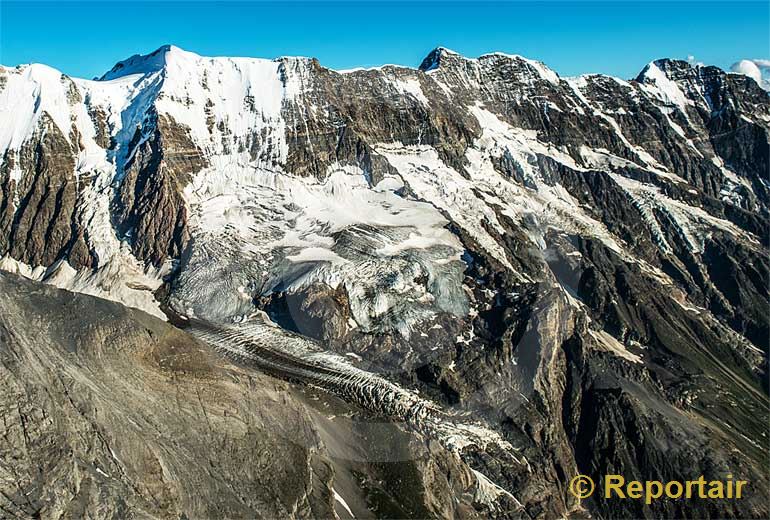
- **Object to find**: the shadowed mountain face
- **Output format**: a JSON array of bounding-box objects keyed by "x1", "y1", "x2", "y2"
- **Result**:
[{"x1": 0, "y1": 46, "x2": 768, "y2": 518}]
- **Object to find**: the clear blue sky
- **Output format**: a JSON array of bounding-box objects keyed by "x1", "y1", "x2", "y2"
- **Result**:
[{"x1": 1, "y1": 1, "x2": 768, "y2": 79}]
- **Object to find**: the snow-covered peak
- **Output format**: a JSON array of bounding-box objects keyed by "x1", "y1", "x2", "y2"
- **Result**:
[
  {"x1": 0, "y1": 62, "x2": 78, "y2": 154},
  {"x1": 640, "y1": 58, "x2": 694, "y2": 76},
  {"x1": 99, "y1": 44, "x2": 194, "y2": 81},
  {"x1": 635, "y1": 59, "x2": 695, "y2": 113},
  {"x1": 99, "y1": 45, "x2": 314, "y2": 83},
  {"x1": 634, "y1": 58, "x2": 723, "y2": 90},
  {"x1": 0, "y1": 44, "x2": 310, "y2": 170}
]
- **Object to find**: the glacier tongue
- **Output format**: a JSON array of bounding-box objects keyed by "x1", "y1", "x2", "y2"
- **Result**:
[
  {"x1": 186, "y1": 312, "x2": 522, "y2": 458},
  {"x1": 187, "y1": 311, "x2": 527, "y2": 511}
]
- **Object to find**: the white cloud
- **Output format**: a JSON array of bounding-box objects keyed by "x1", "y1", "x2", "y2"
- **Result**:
[
  {"x1": 687, "y1": 55, "x2": 704, "y2": 67},
  {"x1": 730, "y1": 59, "x2": 770, "y2": 91}
]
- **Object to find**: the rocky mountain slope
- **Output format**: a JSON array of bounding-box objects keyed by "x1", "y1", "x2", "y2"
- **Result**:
[
  {"x1": 0, "y1": 271, "x2": 499, "y2": 519},
  {"x1": 0, "y1": 45, "x2": 768, "y2": 518}
]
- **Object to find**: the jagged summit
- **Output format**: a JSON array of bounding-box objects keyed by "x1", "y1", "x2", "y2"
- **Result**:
[
  {"x1": 636, "y1": 57, "x2": 712, "y2": 83},
  {"x1": 634, "y1": 57, "x2": 762, "y2": 88},
  {"x1": 99, "y1": 44, "x2": 184, "y2": 80},
  {"x1": 418, "y1": 46, "x2": 460, "y2": 71},
  {"x1": 418, "y1": 46, "x2": 561, "y2": 86}
]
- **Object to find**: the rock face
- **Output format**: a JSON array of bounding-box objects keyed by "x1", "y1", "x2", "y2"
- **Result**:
[
  {"x1": 0, "y1": 46, "x2": 768, "y2": 519},
  {"x1": 0, "y1": 114, "x2": 94, "y2": 269},
  {"x1": 113, "y1": 111, "x2": 206, "y2": 265}
]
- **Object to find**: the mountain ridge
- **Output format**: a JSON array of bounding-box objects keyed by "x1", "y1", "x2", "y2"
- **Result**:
[{"x1": 5, "y1": 44, "x2": 763, "y2": 90}]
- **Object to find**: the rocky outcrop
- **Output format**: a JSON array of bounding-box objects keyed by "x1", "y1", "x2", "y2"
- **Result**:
[
  {"x1": 113, "y1": 111, "x2": 206, "y2": 266},
  {"x1": 0, "y1": 114, "x2": 94, "y2": 269}
]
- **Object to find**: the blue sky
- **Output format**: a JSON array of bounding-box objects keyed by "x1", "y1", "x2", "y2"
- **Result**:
[{"x1": 1, "y1": 1, "x2": 768, "y2": 79}]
